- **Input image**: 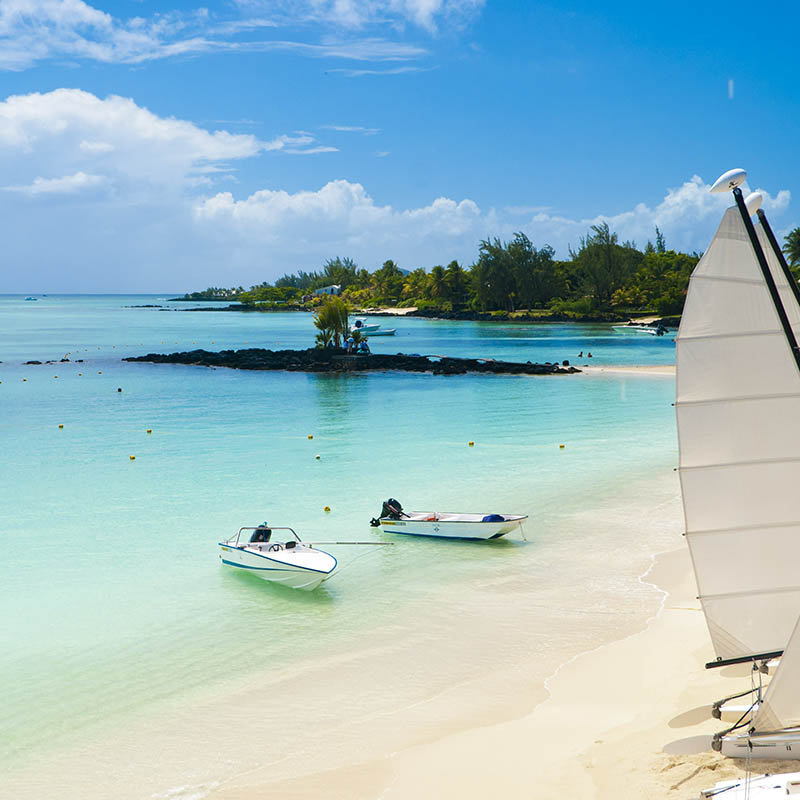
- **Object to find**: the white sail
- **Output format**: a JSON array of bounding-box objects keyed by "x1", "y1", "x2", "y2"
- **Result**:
[
  {"x1": 677, "y1": 205, "x2": 800, "y2": 662},
  {"x1": 756, "y1": 219, "x2": 800, "y2": 334},
  {"x1": 753, "y1": 614, "x2": 800, "y2": 732}
]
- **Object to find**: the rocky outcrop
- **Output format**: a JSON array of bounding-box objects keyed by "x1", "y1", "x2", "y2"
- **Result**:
[{"x1": 124, "y1": 348, "x2": 579, "y2": 375}]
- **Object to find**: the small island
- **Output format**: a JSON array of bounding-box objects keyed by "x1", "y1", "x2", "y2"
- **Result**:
[{"x1": 124, "y1": 348, "x2": 579, "y2": 375}]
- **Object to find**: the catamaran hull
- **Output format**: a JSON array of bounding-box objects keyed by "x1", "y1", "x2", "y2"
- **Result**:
[
  {"x1": 379, "y1": 516, "x2": 526, "y2": 540},
  {"x1": 701, "y1": 772, "x2": 800, "y2": 798},
  {"x1": 720, "y1": 729, "x2": 800, "y2": 759},
  {"x1": 218, "y1": 544, "x2": 337, "y2": 590}
]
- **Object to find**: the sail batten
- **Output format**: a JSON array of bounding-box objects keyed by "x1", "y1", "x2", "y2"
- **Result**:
[{"x1": 677, "y1": 203, "x2": 800, "y2": 662}]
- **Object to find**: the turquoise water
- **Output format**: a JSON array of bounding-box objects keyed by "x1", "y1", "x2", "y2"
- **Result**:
[{"x1": 0, "y1": 296, "x2": 681, "y2": 798}]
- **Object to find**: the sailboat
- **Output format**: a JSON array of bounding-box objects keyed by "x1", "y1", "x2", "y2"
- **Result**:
[{"x1": 677, "y1": 167, "x2": 800, "y2": 760}]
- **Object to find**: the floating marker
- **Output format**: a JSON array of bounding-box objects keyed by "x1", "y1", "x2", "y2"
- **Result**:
[
  {"x1": 324, "y1": 506, "x2": 331, "y2": 512},
  {"x1": 58, "y1": 424, "x2": 63, "y2": 429},
  {"x1": 129, "y1": 455, "x2": 136, "y2": 460},
  {"x1": 23, "y1": 378, "x2": 27, "y2": 382},
  {"x1": 308, "y1": 434, "x2": 314, "y2": 440},
  {"x1": 559, "y1": 444, "x2": 565, "y2": 449},
  {"x1": 78, "y1": 373, "x2": 82, "y2": 376},
  {"x1": 315, "y1": 454, "x2": 321, "y2": 460},
  {"x1": 98, "y1": 371, "x2": 102, "y2": 374},
  {"x1": 117, "y1": 388, "x2": 122, "y2": 393},
  {"x1": 54, "y1": 375, "x2": 58, "y2": 379},
  {"x1": 468, "y1": 441, "x2": 474, "y2": 447},
  {"x1": 146, "y1": 429, "x2": 152, "y2": 434}
]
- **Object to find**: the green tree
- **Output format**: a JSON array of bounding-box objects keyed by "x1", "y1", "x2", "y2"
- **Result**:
[
  {"x1": 784, "y1": 228, "x2": 800, "y2": 268},
  {"x1": 373, "y1": 260, "x2": 404, "y2": 302},
  {"x1": 313, "y1": 296, "x2": 349, "y2": 347},
  {"x1": 427, "y1": 265, "x2": 447, "y2": 300}
]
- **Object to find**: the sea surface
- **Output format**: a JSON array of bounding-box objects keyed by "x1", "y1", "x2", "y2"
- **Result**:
[{"x1": 0, "y1": 295, "x2": 682, "y2": 798}]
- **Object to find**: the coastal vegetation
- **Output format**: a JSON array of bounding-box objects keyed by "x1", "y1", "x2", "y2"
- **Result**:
[{"x1": 180, "y1": 223, "x2": 800, "y2": 318}]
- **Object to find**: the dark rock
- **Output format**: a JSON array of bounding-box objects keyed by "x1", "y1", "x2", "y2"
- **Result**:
[
  {"x1": 25, "y1": 360, "x2": 42, "y2": 365},
  {"x1": 124, "y1": 348, "x2": 580, "y2": 376}
]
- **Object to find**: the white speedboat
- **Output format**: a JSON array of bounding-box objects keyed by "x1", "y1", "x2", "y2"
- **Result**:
[
  {"x1": 370, "y1": 499, "x2": 526, "y2": 540},
  {"x1": 611, "y1": 324, "x2": 667, "y2": 335},
  {"x1": 350, "y1": 318, "x2": 381, "y2": 334},
  {"x1": 362, "y1": 328, "x2": 395, "y2": 336},
  {"x1": 350, "y1": 318, "x2": 396, "y2": 337},
  {"x1": 219, "y1": 526, "x2": 337, "y2": 590}
]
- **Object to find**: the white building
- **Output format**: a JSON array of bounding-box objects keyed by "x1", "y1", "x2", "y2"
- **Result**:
[{"x1": 313, "y1": 285, "x2": 342, "y2": 296}]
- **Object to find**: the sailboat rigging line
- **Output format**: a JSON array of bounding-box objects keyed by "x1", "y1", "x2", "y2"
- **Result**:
[
  {"x1": 734, "y1": 186, "x2": 800, "y2": 372},
  {"x1": 757, "y1": 207, "x2": 800, "y2": 309},
  {"x1": 705, "y1": 650, "x2": 783, "y2": 670}
]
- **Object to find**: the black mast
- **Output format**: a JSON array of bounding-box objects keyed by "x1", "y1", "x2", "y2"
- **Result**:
[
  {"x1": 733, "y1": 186, "x2": 800, "y2": 373},
  {"x1": 756, "y1": 207, "x2": 800, "y2": 310}
]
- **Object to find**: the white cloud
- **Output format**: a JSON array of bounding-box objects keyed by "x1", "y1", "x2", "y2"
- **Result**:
[
  {"x1": 0, "y1": 0, "x2": 465, "y2": 70},
  {"x1": 0, "y1": 89, "x2": 792, "y2": 291},
  {"x1": 322, "y1": 124, "x2": 380, "y2": 134},
  {"x1": 514, "y1": 176, "x2": 792, "y2": 254},
  {"x1": 5, "y1": 170, "x2": 105, "y2": 195}
]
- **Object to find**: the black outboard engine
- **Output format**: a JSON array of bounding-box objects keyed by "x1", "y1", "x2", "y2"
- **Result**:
[{"x1": 370, "y1": 498, "x2": 404, "y2": 527}]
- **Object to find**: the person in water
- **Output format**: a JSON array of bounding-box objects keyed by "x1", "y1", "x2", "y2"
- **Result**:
[{"x1": 250, "y1": 523, "x2": 271, "y2": 543}]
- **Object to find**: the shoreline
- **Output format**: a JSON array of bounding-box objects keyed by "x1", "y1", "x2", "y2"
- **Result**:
[{"x1": 208, "y1": 490, "x2": 792, "y2": 800}]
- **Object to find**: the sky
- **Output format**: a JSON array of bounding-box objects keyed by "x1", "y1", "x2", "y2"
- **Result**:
[{"x1": 0, "y1": 0, "x2": 798, "y2": 292}]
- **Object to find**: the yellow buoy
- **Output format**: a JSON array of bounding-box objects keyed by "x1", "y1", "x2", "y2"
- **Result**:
[
  {"x1": 146, "y1": 429, "x2": 152, "y2": 434},
  {"x1": 58, "y1": 424, "x2": 63, "y2": 429},
  {"x1": 308, "y1": 434, "x2": 314, "y2": 440},
  {"x1": 324, "y1": 506, "x2": 331, "y2": 512},
  {"x1": 129, "y1": 455, "x2": 136, "y2": 460},
  {"x1": 559, "y1": 444, "x2": 565, "y2": 449},
  {"x1": 54, "y1": 375, "x2": 58, "y2": 379},
  {"x1": 468, "y1": 441, "x2": 474, "y2": 447}
]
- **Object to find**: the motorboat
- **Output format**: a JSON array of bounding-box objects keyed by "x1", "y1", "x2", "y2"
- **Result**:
[
  {"x1": 350, "y1": 318, "x2": 397, "y2": 337},
  {"x1": 219, "y1": 525, "x2": 337, "y2": 590},
  {"x1": 611, "y1": 323, "x2": 667, "y2": 335},
  {"x1": 350, "y1": 318, "x2": 381, "y2": 334},
  {"x1": 370, "y1": 499, "x2": 526, "y2": 540}
]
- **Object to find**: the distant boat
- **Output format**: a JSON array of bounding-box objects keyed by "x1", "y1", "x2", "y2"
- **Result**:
[
  {"x1": 219, "y1": 525, "x2": 337, "y2": 591},
  {"x1": 24, "y1": 296, "x2": 37, "y2": 301},
  {"x1": 350, "y1": 317, "x2": 397, "y2": 337},
  {"x1": 370, "y1": 499, "x2": 526, "y2": 540},
  {"x1": 350, "y1": 318, "x2": 381, "y2": 334},
  {"x1": 611, "y1": 323, "x2": 667, "y2": 336}
]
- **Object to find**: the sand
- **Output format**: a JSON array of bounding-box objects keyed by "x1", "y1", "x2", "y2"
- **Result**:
[
  {"x1": 212, "y1": 543, "x2": 796, "y2": 800},
  {"x1": 581, "y1": 364, "x2": 676, "y2": 376}
]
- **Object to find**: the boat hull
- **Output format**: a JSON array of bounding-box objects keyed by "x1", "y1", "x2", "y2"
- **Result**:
[
  {"x1": 218, "y1": 543, "x2": 337, "y2": 590},
  {"x1": 379, "y1": 513, "x2": 526, "y2": 540},
  {"x1": 702, "y1": 772, "x2": 800, "y2": 798},
  {"x1": 720, "y1": 728, "x2": 800, "y2": 759}
]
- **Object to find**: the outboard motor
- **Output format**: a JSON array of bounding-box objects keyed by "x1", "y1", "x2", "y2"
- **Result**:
[{"x1": 370, "y1": 498, "x2": 404, "y2": 527}]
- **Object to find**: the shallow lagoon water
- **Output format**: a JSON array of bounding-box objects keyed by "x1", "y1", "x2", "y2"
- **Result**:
[{"x1": 0, "y1": 296, "x2": 681, "y2": 798}]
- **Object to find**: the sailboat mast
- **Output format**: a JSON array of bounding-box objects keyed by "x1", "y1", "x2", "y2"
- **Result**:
[
  {"x1": 756, "y1": 207, "x2": 800, "y2": 309},
  {"x1": 733, "y1": 186, "x2": 800, "y2": 371}
]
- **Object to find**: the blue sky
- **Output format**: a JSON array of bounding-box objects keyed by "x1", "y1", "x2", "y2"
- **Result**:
[{"x1": 0, "y1": 0, "x2": 797, "y2": 291}]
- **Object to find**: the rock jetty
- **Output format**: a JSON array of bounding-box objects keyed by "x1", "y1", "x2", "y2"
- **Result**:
[{"x1": 124, "y1": 348, "x2": 579, "y2": 375}]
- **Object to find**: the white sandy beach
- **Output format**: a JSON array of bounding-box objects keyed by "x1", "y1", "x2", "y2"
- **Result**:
[{"x1": 213, "y1": 535, "x2": 794, "y2": 800}]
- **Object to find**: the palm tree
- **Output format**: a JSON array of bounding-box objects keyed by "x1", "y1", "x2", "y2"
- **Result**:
[
  {"x1": 784, "y1": 228, "x2": 800, "y2": 268},
  {"x1": 313, "y1": 297, "x2": 349, "y2": 347}
]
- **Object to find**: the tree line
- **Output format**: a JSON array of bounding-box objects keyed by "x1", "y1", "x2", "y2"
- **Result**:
[{"x1": 181, "y1": 225, "x2": 800, "y2": 317}]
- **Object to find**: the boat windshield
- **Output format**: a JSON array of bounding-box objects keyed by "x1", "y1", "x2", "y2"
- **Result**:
[{"x1": 227, "y1": 527, "x2": 301, "y2": 547}]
